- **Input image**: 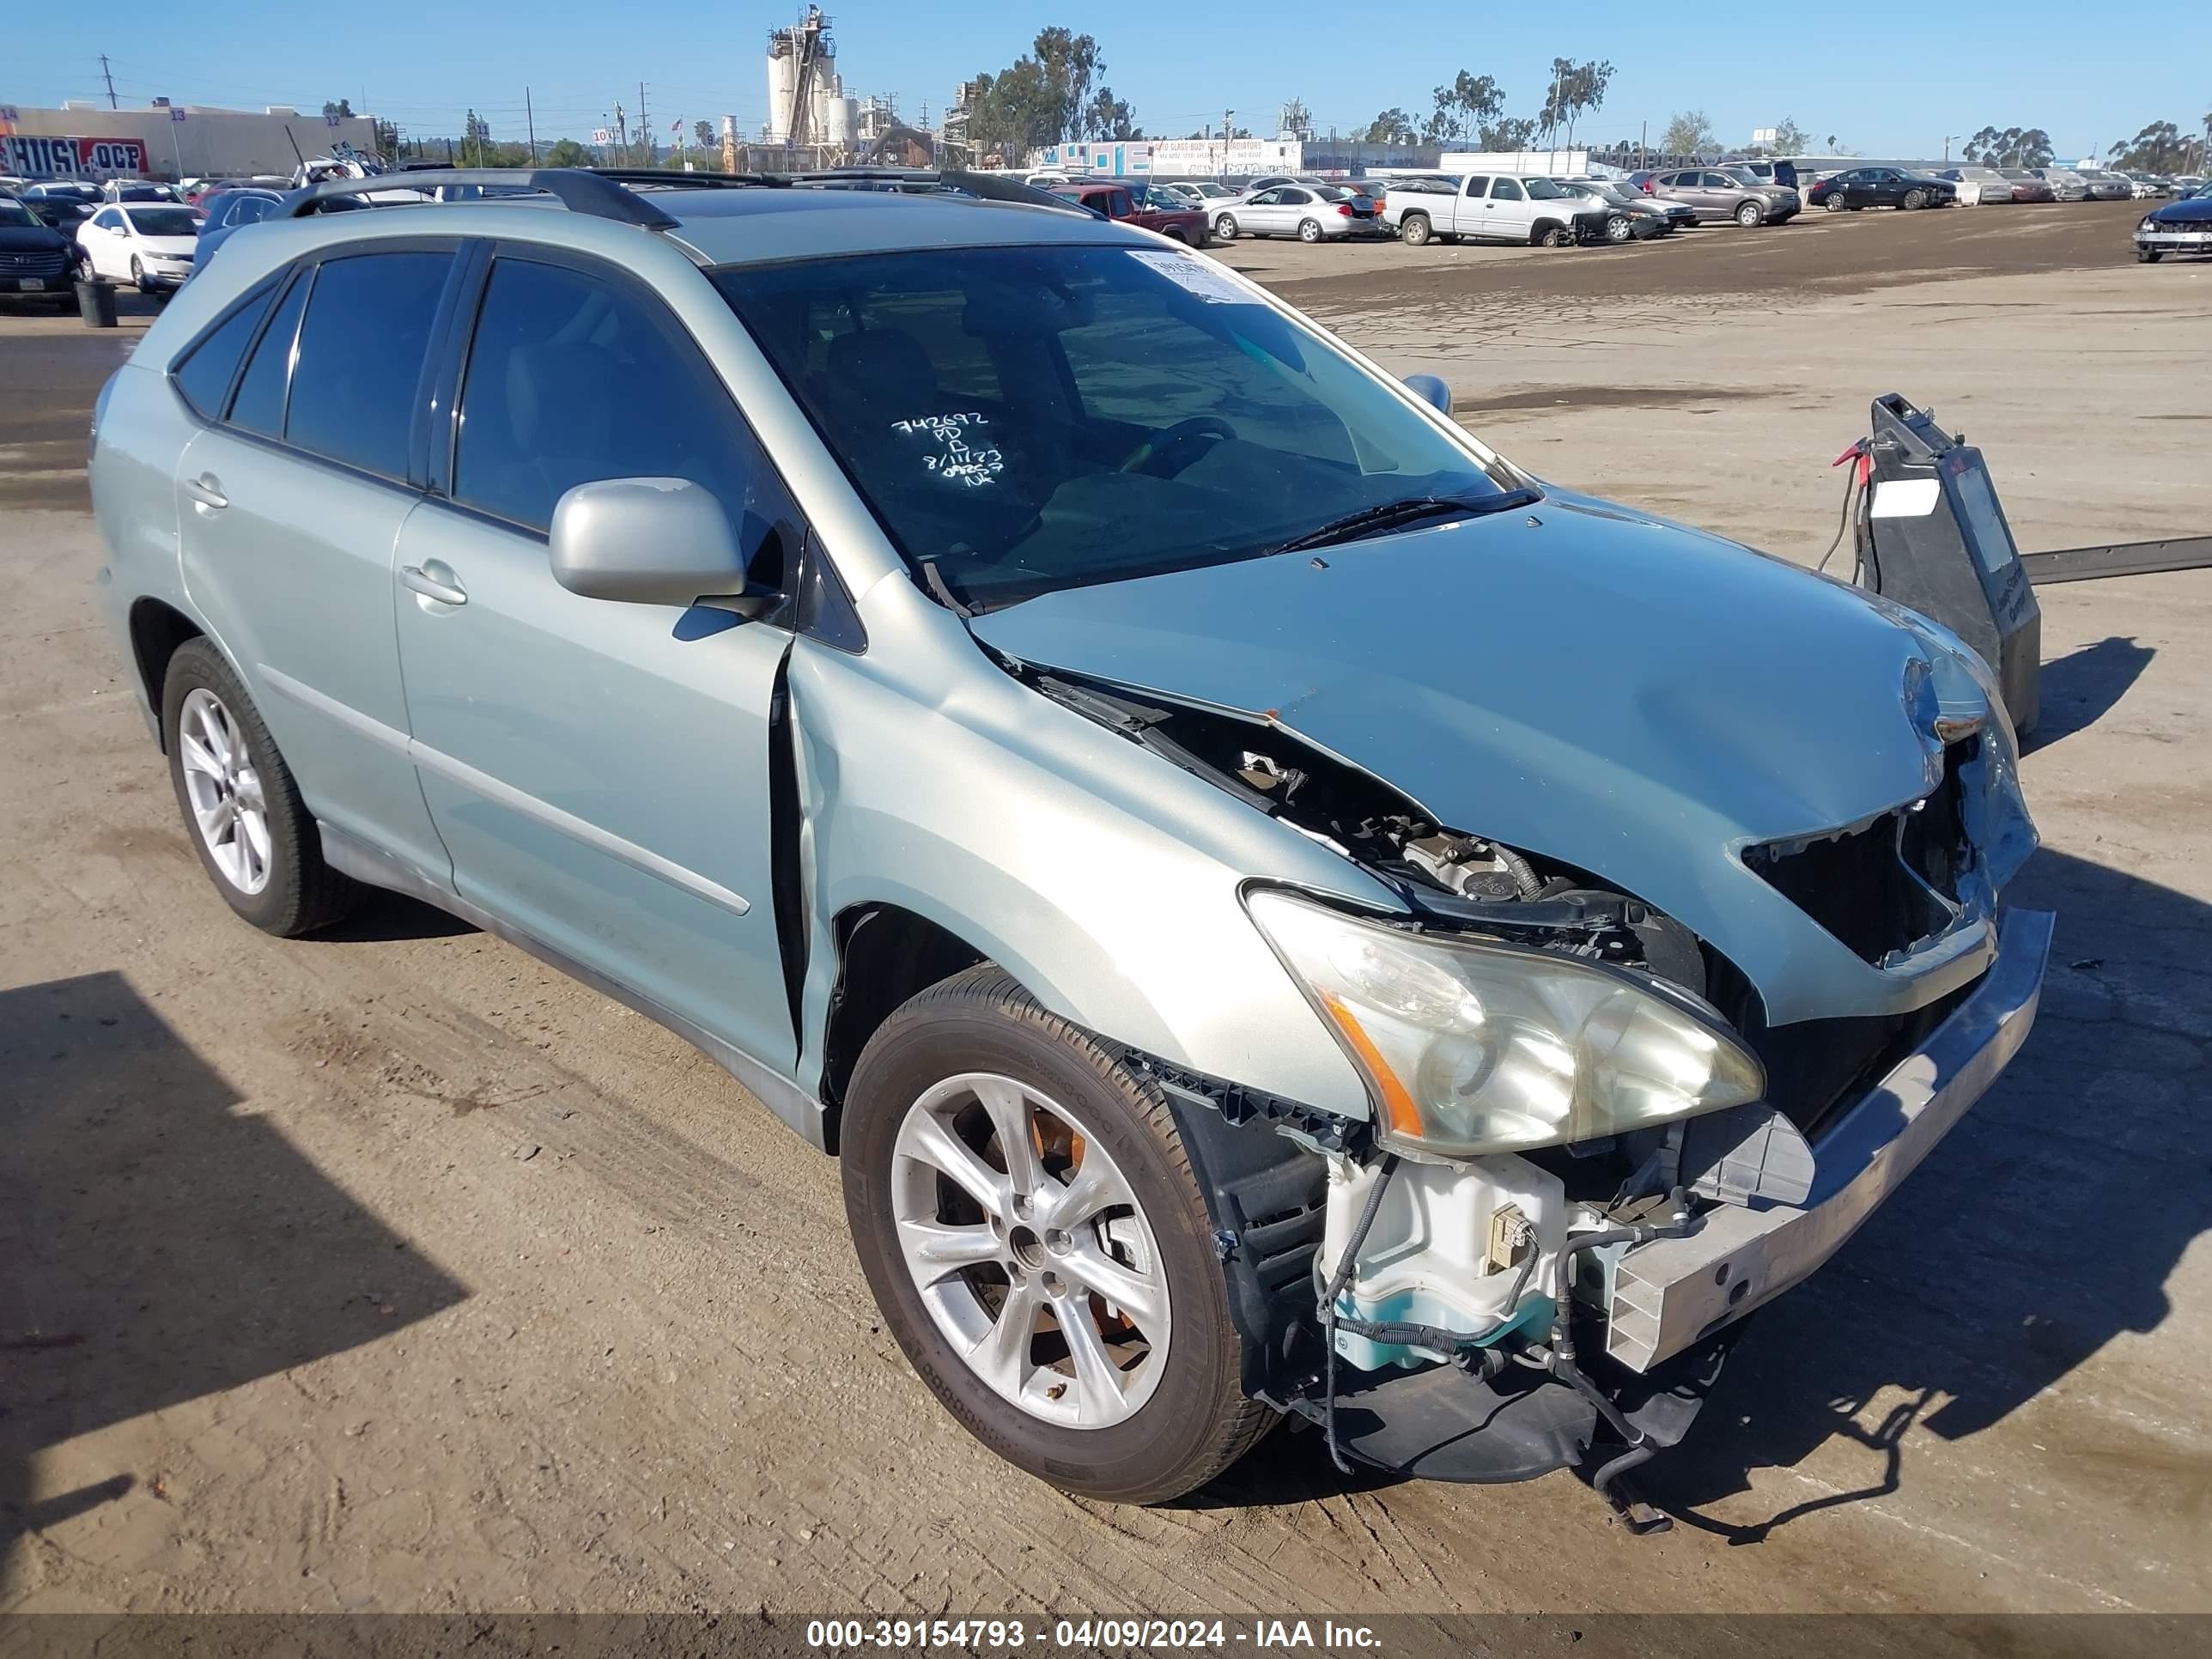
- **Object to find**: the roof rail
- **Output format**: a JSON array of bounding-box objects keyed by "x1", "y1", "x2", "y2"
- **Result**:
[
  {"x1": 583, "y1": 167, "x2": 790, "y2": 191},
  {"x1": 790, "y1": 167, "x2": 1087, "y2": 213},
  {"x1": 283, "y1": 167, "x2": 686, "y2": 229}
]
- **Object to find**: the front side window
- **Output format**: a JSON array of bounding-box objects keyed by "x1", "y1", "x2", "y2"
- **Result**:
[
  {"x1": 1490, "y1": 179, "x2": 1524, "y2": 200},
  {"x1": 453, "y1": 256, "x2": 788, "y2": 585},
  {"x1": 716, "y1": 246, "x2": 1520, "y2": 609},
  {"x1": 283, "y1": 251, "x2": 453, "y2": 478}
]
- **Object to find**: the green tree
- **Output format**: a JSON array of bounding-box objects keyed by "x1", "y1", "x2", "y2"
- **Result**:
[
  {"x1": 322, "y1": 98, "x2": 354, "y2": 120},
  {"x1": 968, "y1": 29, "x2": 1128, "y2": 154},
  {"x1": 694, "y1": 118, "x2": 714, "y2": 151},
  {"x1": 1538, "y1": 58, "x2": 1613, "y2": 148},
  {"x1": 1279, "y1": 96, "x2": 1312, "y2": 139},
  {"x1": 1420, "y1": 70, "x2": 1504, "y2": 146},
  {"x1": 541, "y1": 137, "x2": 594, "y2": 168},
  {"x1": 371, "y1": 118, "x2": 399, "y2": 155},
  {"x1": 1771, "y1": 117, "x2": 1810, "y2": 155},
  {"x1": 1660, "y1": 109, "x2": 1716, "y2": 157},
  {"x1": 1482, "y1": 115, "x2": 1538, "y2": 152},
  {"x1": 1085, "y1": 86, "x2": 1142, "y2": 141},
  {"x1": 2108, "y1": 120, "x2": 2190, "y2": 172},
  {"x1": 1963, "y1": 125, "x2": 2054, "y2": 168},
  {"x1": 1362, "y1": 108, "x2": 1417, "y2": 145}
]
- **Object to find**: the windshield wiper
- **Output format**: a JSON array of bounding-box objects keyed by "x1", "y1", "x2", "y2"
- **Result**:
[{"x1": 1265, "y1": 488, "x2": 1540, "y2": 557}]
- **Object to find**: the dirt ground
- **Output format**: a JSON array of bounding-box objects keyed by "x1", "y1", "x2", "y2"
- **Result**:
[{"x1": 3, "y1": 199, "x2": 2209, "y2": 1620}]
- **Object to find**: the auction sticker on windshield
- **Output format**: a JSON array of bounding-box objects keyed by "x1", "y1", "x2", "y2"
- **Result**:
[{"x1": 1127, "y1": 249, "x2": 1249, "y2": 304}]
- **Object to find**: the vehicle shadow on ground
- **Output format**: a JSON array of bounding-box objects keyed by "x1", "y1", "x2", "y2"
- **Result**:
[
  {"x1": 0, "y1": 971, "x2": 467, "y2": 1577},
  {"x1": 2024, "y1": 635, "x2": 2155, "y2": 751},
  {"x1": 1640, "y1": 842, "x2": 2209, "y2": 1540},
  {"x1": 1194, "y1": 845, "x2": 2209, "y2": 1537},
  {"x1": 313, "y1": 885, "x2": 478, "y2": 944}
]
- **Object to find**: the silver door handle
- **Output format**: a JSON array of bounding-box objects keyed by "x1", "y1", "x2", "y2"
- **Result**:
[
  {"x1": 182, "y1": 474, "x2": 228, "y2": 509},
  {"x1": 401, "y1": 565, "x2": 468, "y2": 606}
]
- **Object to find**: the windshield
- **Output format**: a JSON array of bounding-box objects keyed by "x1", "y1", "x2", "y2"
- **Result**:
[
  {"x1": 0, "y1": 200, "x2": 37, "y2": 227},
  {"x1": 715, "y1": 245, "x2": 1517, "y2": 608},
  {"x1": 125, "y1": 207, "x2": 200, "y2": 236},
  {"x1": 115, "y1": 185, "x2": 173, "y2": 201}
]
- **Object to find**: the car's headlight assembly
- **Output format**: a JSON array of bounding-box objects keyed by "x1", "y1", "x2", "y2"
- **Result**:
[{"x1": 1249, "y1": 889, "x2": 1765, "y2": 1160}]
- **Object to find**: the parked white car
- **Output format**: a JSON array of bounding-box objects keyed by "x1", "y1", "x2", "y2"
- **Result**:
[
  {"x1": 75, "y1": 201, "x2": 201, "y2": 292},
  {"x1": 1159, "y1": 180, "x2": 1237, "y2": 207},
  {"x1": 1380, "y1": 173, "x2": 1592, "y2": 246}
]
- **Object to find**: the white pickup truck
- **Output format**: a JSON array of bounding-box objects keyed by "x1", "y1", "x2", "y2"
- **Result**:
[{"x1": 1381, "y1": 173, "x2": 1600, "y2": 246}]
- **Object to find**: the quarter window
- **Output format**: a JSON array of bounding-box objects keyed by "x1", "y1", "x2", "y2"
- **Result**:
[
  {"x1": 227, "y1": 272, "x2": 309, "y2": 440},
  {"x1": 173, "y1": 282, "x2": 276, "y2": 421},
  {"x1": 452, "y1": 257, "x2": 793, "y2": 586},
  {"x1": 1461, "y1": 176, "x2": 1490, "y2": 197},
  {"x1": 284, "y1": 251, "x2": 453, "y2": 479}
]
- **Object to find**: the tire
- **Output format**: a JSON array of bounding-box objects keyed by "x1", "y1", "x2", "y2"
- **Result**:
[
  {"x1": 2138, "y1": 249, "x2": 2163, "y2": 263},
  {"x1": 1822, "y1": 193, "x2": 1847, "y2": 213},
  {"x1": 1536, "y1": 223, "x2": 1573, "y2": 248},
  {"x1": 1297, "y1": 217, "x2": 1322, "y2": 243},
  {"x1": 130, "y1": 255, "x2": 146, "y2": 291},
  {"x1": 842, "y1": 964, "x2": 1275, "y2": 1504},
  {"x1": 1903, "y1": 188, "x2": 1928, "y2": 210},
  {"x1": 1604, "y1": 213, "x2": 1634, "y2": 244},
  {"x1": 1401, "y1": 212, "x2": 1432, "y2": 246},
  {"x1": 1213, "y1": 213, "x2": 1238, "y2": 241},
  {"x1": 1734, "y1": 200, "x2": 1763, "y2": 227},
  {"x1": 161, "y1": 638, "x2": 361, "y2": 937}
]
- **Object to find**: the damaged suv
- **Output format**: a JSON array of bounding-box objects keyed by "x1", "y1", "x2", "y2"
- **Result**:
[{"x1": 91, "y1": 169, "x2": 2050, "y2": 1515}]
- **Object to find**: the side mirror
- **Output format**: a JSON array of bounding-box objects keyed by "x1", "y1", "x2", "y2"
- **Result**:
[
  {"x1": 1403, "y1": 374, "x2": 1452, "y2": 416},
  {"x1": 549, "y1": 477, "x2": 770, "y2": 617}
]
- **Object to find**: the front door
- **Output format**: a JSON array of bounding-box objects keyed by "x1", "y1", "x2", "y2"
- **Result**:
[
  {"x1": 1481, "y1": 177, "x2": 1535, "y2": 241},
  {"x1": 174, "y1": 247, "x2": 459, "y2": 878},
  {"x1": 392, "y1": 247, "x2": 800, "y2": 1068}
]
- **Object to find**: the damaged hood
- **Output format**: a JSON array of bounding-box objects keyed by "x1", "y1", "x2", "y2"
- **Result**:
[{"x1": 971, "y1": 492, "x2": 2033, "y2": 1025}]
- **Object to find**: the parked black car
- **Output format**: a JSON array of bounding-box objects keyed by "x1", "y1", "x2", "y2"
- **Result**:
[
  {"x1": 2136, "y1": 182, "x2": 2212, "y2": 263},
  {"x1": 1807, "y1": 167, "x2": 1959, "y2": 212},
  {"x1": 0, "y1": 194, "x2": 81, "y2": 310}
]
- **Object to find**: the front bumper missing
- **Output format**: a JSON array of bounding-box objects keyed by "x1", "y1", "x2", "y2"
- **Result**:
[{"x1": 1601, "y1": 906, "x2": 2053, "y2": 1371}]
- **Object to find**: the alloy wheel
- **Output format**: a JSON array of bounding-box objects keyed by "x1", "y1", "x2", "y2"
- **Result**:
[
  {"x1": 890, "y1": 1072, "x2": 1171, "y2": 1430},
  {"x1": 177, "y1": 687, "x2": 272, "y2": 895}
]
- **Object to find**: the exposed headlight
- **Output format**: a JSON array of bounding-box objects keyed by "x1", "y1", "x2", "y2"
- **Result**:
[
  {"x1": 1249, "y1": 890, "x2": 1764, "y2": 1159},
  {"x1": 2141, "y1": 216, "x2": 2156, "y2": 230}
]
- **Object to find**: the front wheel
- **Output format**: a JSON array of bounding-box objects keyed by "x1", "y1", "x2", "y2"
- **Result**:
[
  {"x1": 1735, "y1": 200, "x2": 1763, "y2": 227},
  {"x1": 842, "y1": 965, "x2": 1273, "y2": 1504},
  {"x1": 1604, "y1": 213, "x2": 1634, "y2": 244},
  {"x1": 2137, "y1": 248, "x2": 2163, "y2": 263},
  {"x1": 1212, "y1": 213, "x2": 1238, "y2": 241},
  {"x1": 1903, "y1": 188, "x2": 1928, "y2": 210},
  {"x1": 130, "y1": 255, "x2": 146, "y2": 290},
  {"x1": 1297, "y1": 217, "x2": 1322, "y2": 243},
  {"x1": 1536, "y1": 224, "x2": 1574, "y2": 247},
  {"x1": 1401, "y1": 212, "x2": 1432, "y2": 246}
]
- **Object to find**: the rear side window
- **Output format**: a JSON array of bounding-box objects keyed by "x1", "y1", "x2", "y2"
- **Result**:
[
  {"x1": 452, "y1": 257, "x2": 777, "y2": 553},
  {"x1": 228, "y1": 273, "x2": 310, "y2": 439},
  {"x1": 283, "y1": 251, "x2": 452, "y2": 478},
  {"x1": 1461, "y1": 176, "x2": 1489, "y2": 197},
  {"x1": 172, "y1": 282, "x2": 275, "y2": 421}
]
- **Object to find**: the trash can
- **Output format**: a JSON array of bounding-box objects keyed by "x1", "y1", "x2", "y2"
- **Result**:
[{"x1": 76, "y1": 277, "x2": 118, "y2": 329}]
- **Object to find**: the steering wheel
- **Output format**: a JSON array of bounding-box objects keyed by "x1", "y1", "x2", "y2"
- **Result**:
[{"x1": 1117, "y1": 415, "x2": 1237, "y2": 478}]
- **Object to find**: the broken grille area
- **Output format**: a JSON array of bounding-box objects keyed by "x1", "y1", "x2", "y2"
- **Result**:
[{"x1": 1743, "y1": 738, "x2": 1978, "y2": 966}]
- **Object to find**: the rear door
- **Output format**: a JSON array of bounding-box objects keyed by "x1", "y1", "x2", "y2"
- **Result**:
[
  {"x1": 391, "y1": 245, "x2": 799, "y2": 1068},
  {"x1": 1449, "y1": 175, "x2": 1490, "y2": 235},
  {"x1": 173, "y1": 245, "x2": 460, "y2": 878}
]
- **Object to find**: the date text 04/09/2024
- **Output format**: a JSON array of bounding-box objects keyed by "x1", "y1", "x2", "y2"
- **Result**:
[{"x1": 802, "y1": 1618, "x2": 1382, "y2": 1650}]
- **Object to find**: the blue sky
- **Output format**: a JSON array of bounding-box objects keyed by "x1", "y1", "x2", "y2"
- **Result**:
[{"x1": 9, "y1": 3, "x2": 2207, "y2": 161}]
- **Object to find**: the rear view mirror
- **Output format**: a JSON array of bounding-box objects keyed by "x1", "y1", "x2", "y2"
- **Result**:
[
  {"x1": 1403, "y1": 374, "x2": 1452, "y2": 416},
  {"x1": 549, "y1": 477, "x2": 769, "y2": 616}
]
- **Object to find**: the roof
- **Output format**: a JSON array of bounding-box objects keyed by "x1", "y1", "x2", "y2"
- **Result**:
[{"x1": 659, "y1": 187, "x2": 1144, "y2": 266}]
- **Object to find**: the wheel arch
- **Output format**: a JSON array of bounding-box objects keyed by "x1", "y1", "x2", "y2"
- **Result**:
[
  {"x1": 128, "y1": 596, "x2": 205, "y2": 752},
  {"x1": 1530, "y1": 216, "x2": 1570, "y2": 244},
  {"x1": 817, "y1": 902, "x2": 993, "y2": 1150}
]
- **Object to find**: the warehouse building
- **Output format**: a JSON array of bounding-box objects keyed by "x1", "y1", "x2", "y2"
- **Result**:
[{"x1": 0, "y1": 101, "x2": 379, "y2": 181}]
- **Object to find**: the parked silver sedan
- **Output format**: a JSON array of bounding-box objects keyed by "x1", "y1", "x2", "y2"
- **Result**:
[{"x1": 1210, "y1": 182, "x2": 1381, "y2": 241}]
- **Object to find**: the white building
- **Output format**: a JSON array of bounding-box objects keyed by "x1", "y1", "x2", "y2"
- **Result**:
[{"x1": 1, "y1": 101, "x2": 379, "y2": 181}]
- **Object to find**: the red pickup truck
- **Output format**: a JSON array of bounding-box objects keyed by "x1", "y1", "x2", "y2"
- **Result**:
[{"x1": 1049, "y1": 181, "x2": 1212, "y2": 247}]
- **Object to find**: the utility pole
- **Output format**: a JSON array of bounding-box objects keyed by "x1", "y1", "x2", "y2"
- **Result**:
[
  {"x1": 1943, "y1": 133, "x2": 1958, "y2": 162},
  {"x1": 614, "y1": 100, "x2": 627, "y2": 164},
  {"x1": 639, "y1": 82, "x2": 651, "y2": 164},
  {"x1": 100, "y1": 54, "x2": 118, "y2": 109},
  {"x1": 526, "y1": 88, "x2": 538, "y2": 163}
]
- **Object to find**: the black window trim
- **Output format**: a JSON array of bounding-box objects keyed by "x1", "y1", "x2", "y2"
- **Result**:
[{"x1": 428, "y1": 238, "x2": 812, "y2": 614}]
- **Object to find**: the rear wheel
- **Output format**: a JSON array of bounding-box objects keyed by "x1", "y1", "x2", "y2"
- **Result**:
[
  {"x1": 1297, "y1": 217, "x2": 1322, "y2": 243},
  {"x1": 1734, "y1": 200, "x2": 1764, "y2": 227},
  {"x1": 1401, "y1": 212, "x2": 1432, "y2": 246},
  {"x1": 1823, "y1": 193, "x2": 1848, "y2": 213},
  {"x1": 842, "y1": 965, "x2": 1273, "y2": 1504},
  {"x1": 161, "y1": 639, "x2": 361, "y2": 937}
]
